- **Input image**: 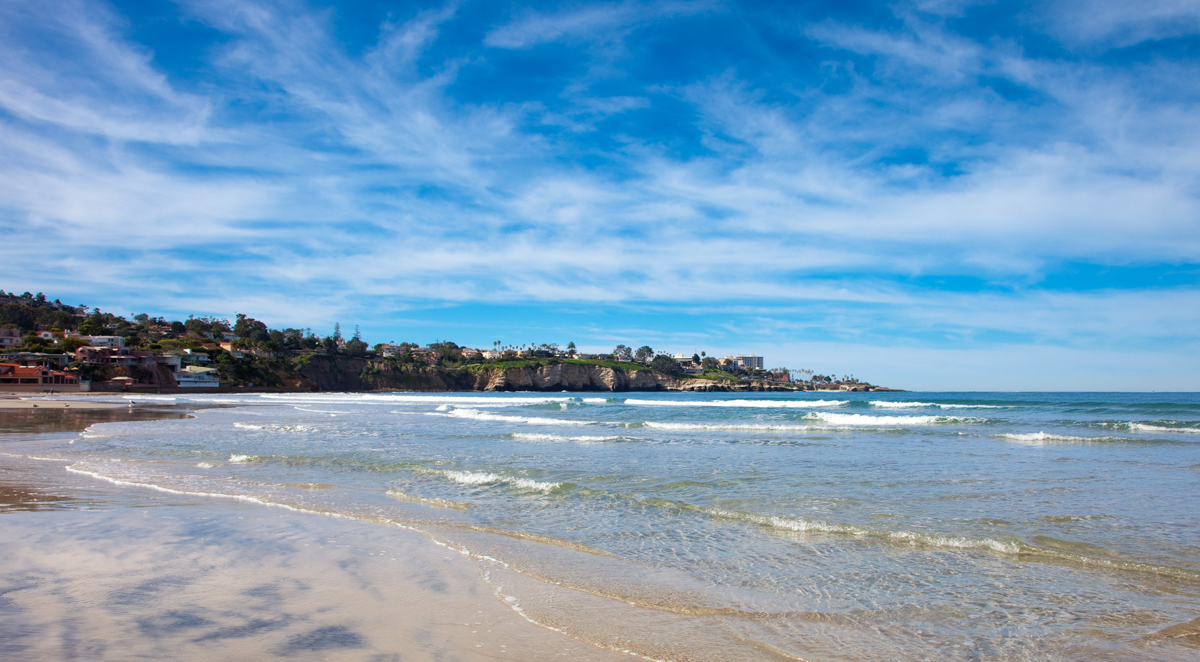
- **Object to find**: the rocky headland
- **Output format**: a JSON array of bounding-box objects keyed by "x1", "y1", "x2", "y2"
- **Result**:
[{"x1": 288, "y1": 356, "x2": 897, "y2": 393}]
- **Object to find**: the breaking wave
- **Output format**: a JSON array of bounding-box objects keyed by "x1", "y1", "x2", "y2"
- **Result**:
[
  {"x1": 261, "y1": 393, "x2": 571, "y2": 407},
  {"x1": 511, "y1": 433, "x2": 630, "y2": 443},
  {"x1": 642, "y1": 422, "x2": 814, "y2": 432},
  {"x1": 233, "y1": 422, "x2": 315, "y2": 433},
  {"x1": 870, "y1": 401, "x2": 1006, "y2": 409},
  {"x1": 1090, "y1": 420, "x2": 1200, "y2": 434},
  {"x1": 695, "y1": 507, "x2": 1200, "y2": 580},
  {"x1": 624, "y1": 399, "x2": 848, "y2": 408},
  {"x1": 423, "y1": 408, "x2": 593, "y2": 426},
  {"x1": 435, "y1": 469, "x2": 563, "y2": 493},
  {"x1": 803, "y1": 412, "x2": 983, "y2": 426},
  {"x1": 998, "y1": 432, "x2": 1138, "y2": 445}
]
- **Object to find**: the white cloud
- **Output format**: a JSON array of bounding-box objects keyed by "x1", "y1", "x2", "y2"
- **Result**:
[
  {"x1": 483, "y1": 1, "x2": 711, "y2": 49},
  {"x1": 0, "y1": 0, "x2": 211, "y2": 143},
  {"x1": 1035, "y1": 0, "x2": 1200, "y2": 48},
  {"x1": 0, "y1": 0, "x2": 1197, "y2": 388}
]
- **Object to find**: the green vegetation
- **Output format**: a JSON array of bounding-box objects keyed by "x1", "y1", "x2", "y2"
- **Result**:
[
  {"x1": 1, "y1": 286, "x2": 866, "y2": 390},
  {"x1": 465, "y1": 359, "x2": 535, "y2": 371},
  {"x1": 688, "y1": 371, "x2": 742, "y2": 381}
]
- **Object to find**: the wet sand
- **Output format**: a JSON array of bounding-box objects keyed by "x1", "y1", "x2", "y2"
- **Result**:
[
  {"x1": 0, "y1": 398, "x2": 124, "y2": 409},
  {"x1": 0, "y1": 458, "x2": 631, "y2": 661},
  {"x1": 0, "y1": 406, "x2": 632, "y2": 661}
]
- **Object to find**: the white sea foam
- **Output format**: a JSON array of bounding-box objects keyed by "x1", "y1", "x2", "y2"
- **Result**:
[
  {"x1": 511, "y1": 433, "x2": 628, "y2": 444},
  {"x1": 643, "y1": 422, "x2": 814, "y2": 432},
  {"x1": 624, "y1": 399, "x2": 848, "y2": 408},
  {"x1": 703, "y1": 508, "x2": 1022, "y2": 554},
  {"x1": 1129, "y1": 422, "x2": 1200, "y2": 434},
  {"x1": 262, "y1": 393, "x2": 571, "y2": 407},
  {"x1": 438, "y1": 469, "x2": 561, "y2": 493},
  {"x1": 65, "y1": 465, "x2": 341, "y2": 517},
  {"x1": 871, "y1": 401, "x2": 1006, "y2": 409},
  {"x1": 233, "y1": 422, "x2": 314, "y2": 433},
  {"x1": 293, "y1": 406, "x2": 351, "y2": 415},
  {"x1": 425, "y1": 408, "x2": 593, "y2": 426},
  {"x1": 803, "y1": 412, "x2": 979, "y2": 426},
  {"x1": 1000, "y1": 432, "x2": 1098, "y2": 444},
  {"x1": 228, "y1": 454, "x2": 254, "y2": 463},
  {"x1": 582, "y1": 398, "x2": 611, "y2": 404},
  {"x1": 196, "y1": 462, "x2": 214, "y2": 468}
]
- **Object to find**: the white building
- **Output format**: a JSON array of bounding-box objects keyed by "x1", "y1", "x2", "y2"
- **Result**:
[
  {"x1": 177, "y1": 365, "x2": 220, "y2": 388},
  {"x1": 85, "y1": 336, "x2": 125, "y2": 348},
  {"x1": 728, "y1": 355, "x2": 764, "y2": 371}
]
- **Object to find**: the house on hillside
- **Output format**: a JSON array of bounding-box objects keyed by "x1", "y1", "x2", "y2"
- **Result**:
[
  {"x1": 0, "y1": 352, "x2": 72, "y2": 368},
  {"x1": 177, "y1": 365, "x2": 220, "y2": 388},
  {"x1": 726, "y1": 355, "x2": 764, "y2": 371},
  {"x1": 0, "y1": 363, "x2": 80, "y2": 391},
  {"x1": 0, "y1": 328, "x2": 21, "y2": 349}
]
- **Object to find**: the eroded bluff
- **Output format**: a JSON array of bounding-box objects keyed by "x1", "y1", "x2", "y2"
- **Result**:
[{"x1": 295, "y1": 357, "x2": 677, "y2": 392}]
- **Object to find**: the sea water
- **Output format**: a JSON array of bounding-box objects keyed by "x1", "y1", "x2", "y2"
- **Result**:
[{"x1": 18, "y1": 391, "x2": 1200, "y2": 660}]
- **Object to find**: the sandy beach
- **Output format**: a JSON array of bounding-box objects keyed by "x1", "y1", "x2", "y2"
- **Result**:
[
  {"x1": 0, "y1": 442, "x2": 630, "y2": 661},
  {"x1": 0, "y1": 398, "x2": 124, "y2": 409},
  {"x1": 4, "y1": 392, "x2": 1200, "y2": 661}
]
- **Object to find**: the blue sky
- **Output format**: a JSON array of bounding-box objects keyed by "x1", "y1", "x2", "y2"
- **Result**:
[{"x1": 2, "y1": 0, "x2": 1199, "y2": 390}]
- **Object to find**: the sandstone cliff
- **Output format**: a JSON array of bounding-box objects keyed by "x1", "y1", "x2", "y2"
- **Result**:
[{"x1": 296, "y1": 357, "x2": 761, "y2": 392}]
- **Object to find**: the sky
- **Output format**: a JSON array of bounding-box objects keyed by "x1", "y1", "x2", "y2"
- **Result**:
[{"x1": 2, "y1": 0, "x2": 1199, "y2": 390}]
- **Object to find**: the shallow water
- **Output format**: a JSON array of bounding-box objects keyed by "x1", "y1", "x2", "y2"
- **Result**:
[{"x1": 6, "y1": 391, "x2": 1200, "y2": 660}]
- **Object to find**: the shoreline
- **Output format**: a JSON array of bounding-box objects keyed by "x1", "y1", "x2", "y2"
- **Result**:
[
  {"x1": 0, "y1": 397, "x2": 125, "y2": 409},
  {"x1": 0, "y1": 415, "x2": 634, "y2": 662}
]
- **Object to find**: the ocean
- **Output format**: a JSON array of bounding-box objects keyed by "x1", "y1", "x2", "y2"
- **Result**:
[{"x1": 3, "y1": 391, "x2": 1199, "y2": 661}]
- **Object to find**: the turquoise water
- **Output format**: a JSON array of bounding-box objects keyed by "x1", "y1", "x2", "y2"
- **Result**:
[{"x1": 33, "y1": 391, "x2": 1200, "y2": 660}]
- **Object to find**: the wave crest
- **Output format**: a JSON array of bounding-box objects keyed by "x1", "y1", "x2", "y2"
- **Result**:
[
  {"x1": 436, "y1": 469, "x2": 563, "y2": 493},
  {"x1": 424, "y1": 408, "x2": 593, "y2": 426},
  {"x1": 803, "y1": 412, "x2": 982, "y2": 426},
  {"x1": 624, "y1": 399, "x2": 848, "y2": 408}
]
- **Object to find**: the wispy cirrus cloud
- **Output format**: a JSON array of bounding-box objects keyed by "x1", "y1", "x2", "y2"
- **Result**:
[
  {"x1": 1, "y1": 0, "x2": 1198, "y2": 387},
  {"x1": 483, "y1": 0, "x2": 712, "y2": 49}
]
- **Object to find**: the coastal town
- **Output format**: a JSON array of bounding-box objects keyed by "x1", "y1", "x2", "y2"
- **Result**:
[{"x1": 0, "y1": 290, "x2": 887, "y2": 393}]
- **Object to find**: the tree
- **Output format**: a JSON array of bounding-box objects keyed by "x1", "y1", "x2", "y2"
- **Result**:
[
  {"x1": 650, "y1": 355, "x2": 682, "y2": 376},
  {"x1": 634, "y1": 345, "x2": 654, "y2": 362},
  {"x1": 61, "y1": 337, "x2": 90, "y2": 353},
  {"x1": 344, "y1": 337, "x2": 368, "y2": 357},
  {"x1": 691, "y1": 353, "x2": 700, "y2": 364},
  {"x1": 16, "y1": 334, "x2": 54, "y2": 352},
  {"x1": 567, "y1": 341, "x2": 577, "y2": 357},
  {"x1": 701, "y1": 356, "x2": 720, "y2": 370},
  {"x1": 613, "y1": 344, "x2": 632, "y2": 360},
  {"x1": 233, "y1": 314, "x2": 268, "y2": 341}
]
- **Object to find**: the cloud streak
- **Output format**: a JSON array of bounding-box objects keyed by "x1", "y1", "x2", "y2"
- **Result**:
[{"x1": 0, "y1": 0, "x2": 1197, "y2": 387}]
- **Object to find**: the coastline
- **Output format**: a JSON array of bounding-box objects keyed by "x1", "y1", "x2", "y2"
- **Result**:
[
  {"x1": 0, "y1": 408, "x2": 633, "y2": 661},
  {"x1": 9, "y1": 392, "x2": 1193, "y2": 660},
  {"x1": 0, "y1": 397, "x2": 124, "y2": 409}
]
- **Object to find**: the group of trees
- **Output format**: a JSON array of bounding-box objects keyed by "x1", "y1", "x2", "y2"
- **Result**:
[{"x1": 2, "y1": 288, "x2": 837, "y2": 383}]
